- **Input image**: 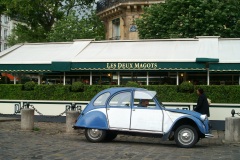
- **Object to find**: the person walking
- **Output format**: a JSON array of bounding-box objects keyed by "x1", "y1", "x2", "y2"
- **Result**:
[{"x1": 194, "y1": 88, "x2": 210, "y2": 117}]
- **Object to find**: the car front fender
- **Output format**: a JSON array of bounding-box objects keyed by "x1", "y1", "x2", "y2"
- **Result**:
[{"x1": 163, "y1": 116, "x2": 206, "y2": 140}]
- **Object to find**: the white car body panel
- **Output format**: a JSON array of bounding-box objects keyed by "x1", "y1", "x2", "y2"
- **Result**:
[
  {"x1": 131, "y1": 108, "x2": 163, "y2": 132},
  {"x1": 107, "y1": 108, "x2": 131, "y2": 129}
]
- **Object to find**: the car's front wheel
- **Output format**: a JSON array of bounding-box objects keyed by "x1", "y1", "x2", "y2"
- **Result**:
[
  {"x1": 174, "y1": 125, "x2": 198, "y2": 148},
  {"x1": 85, "y1": 128, "x2": 106, "y2": 142}
]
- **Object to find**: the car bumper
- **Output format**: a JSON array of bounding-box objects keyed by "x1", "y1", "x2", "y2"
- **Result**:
[{"x1": 205, "y1": 133, "x2": 214, "y2": 138}]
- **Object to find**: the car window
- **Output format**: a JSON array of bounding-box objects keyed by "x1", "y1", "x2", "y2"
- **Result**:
[
  {"x1": 134, "y1": 91, "x2": 157, "y2": 108},
  {"x1": 109, "y1": 92, "x2": 131, "y2": 107},
  {"x1": 93, "y1": 92, "x2": 110, "y2": 106},
  {"x1": 134, "y1": 98, "x2": 157, "y2": 108},
  {"x1": 134, "y1": 90, "x2": 156, "y2": 99}
]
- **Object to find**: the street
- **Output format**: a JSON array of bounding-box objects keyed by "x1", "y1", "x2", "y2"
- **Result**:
[{"x1": 0, "y1": 121, "x2": 240, "y2": 160}]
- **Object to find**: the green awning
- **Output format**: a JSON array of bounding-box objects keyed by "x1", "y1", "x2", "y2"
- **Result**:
[
  {"x1": 0, "y1": 64, "x2": 52, "y2": 72},
  {"x1": 210, "y1": 63, "x2": 240, "y2": 72},
  {"x1": 196, "y1": 58, "x2": 219, "y2": 62},
  {"x1": 51, "y1": 62, "x2": 71, "y2": 71},
  {"x1": 71, "y1": 62, "x2": 205, "y2": 71},
  {"x1": 0, "y1": 62, "x2": 207, "y2": 72}
]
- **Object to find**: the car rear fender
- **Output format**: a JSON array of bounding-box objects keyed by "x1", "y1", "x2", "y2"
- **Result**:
[{"x1": 74, "y1": 110, "x2": 108, "y2": 129}]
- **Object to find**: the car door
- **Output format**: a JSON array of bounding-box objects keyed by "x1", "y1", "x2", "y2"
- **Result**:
[
  {"x1": 106, "y1": 91, "x2": 132, "y2": 130},
  {"x1": 130, "y1": 91, "x2": 164, "y2": 132}
]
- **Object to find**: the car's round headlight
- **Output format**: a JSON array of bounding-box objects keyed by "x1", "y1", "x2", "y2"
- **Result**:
[{"x1": 200, "y1": 114, "x2": 207, "y2": 121}]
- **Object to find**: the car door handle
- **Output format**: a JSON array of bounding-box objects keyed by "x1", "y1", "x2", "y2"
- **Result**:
[
  {"x1": 107, "y1": 108, "x2": 110, "y2": 110},
  {"x1": 132, "y1": 109, "x2": 135, "y2": 111}
]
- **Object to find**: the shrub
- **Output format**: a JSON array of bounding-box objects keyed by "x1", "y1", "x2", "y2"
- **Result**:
[
  {"x1": 71, "y1": 81, "x2": 84, "y2": 92},
  {"x1": 0, "y1": 76, "x2": 10, "y2": 84},
  {"x1": 1, "y1": 84, "x2": 240, "y2": 103},
  {"x1": 23, "y1": 81, "x2": 36, "y2": 91},
  {"x1": 125, "y1": 81, "x2": 140, "y2": 87},
  {"x1": 178, "y1": 81, "x2": 194, "y2": 93}
]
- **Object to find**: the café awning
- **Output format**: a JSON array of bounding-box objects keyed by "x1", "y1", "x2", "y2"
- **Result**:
[{"x1": 210, "y1": 63, "x2": 240, "y2": 72}]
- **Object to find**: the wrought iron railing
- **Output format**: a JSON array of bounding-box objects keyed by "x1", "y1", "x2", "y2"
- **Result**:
[{"x1": 96, "y1": 0, "x2": 160, "y2": 13}]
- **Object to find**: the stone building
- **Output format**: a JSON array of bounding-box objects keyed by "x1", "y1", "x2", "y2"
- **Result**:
[
  {"x1": 96, "y1": 0, "x2": 164, "y2": 40},
  {"x1": 0, "y1": 14, "x2": 22, "y2": 52}
]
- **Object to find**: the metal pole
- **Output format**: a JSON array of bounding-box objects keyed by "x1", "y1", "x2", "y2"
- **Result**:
[
  {"x1": 146, "y1": 72, "x2": 149, "y2": 85},
  {"x1": 13, "y1": 73, "x2": 16, "y2": 84},
  {"x1": 207, "y1": 69, "x2": 210, "y2": 85},
  {"x1": 117, "y1": 72, "x2": 120, "y2": 85},
  {"x1": 89, "y1": 71, "x2": 92, "y2": 85},
  {"x1": 239, "y1": 74, "x2": 240, "y2": 85},
  {"x1": 38, "y1": 74, "x2": 41, "y2": 85},
  {"x1": 176, "y1": 72, "x2": 179, "y2": 85},
  {"x1": 63, "y1": 72, "x2": 66, "y2": 85}
]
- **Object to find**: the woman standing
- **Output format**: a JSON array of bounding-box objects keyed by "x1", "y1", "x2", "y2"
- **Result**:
[{"x1": 194, "y1": 88, "x2": 210, "y2": 117}]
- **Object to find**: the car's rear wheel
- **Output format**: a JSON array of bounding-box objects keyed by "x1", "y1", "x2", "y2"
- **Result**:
[
  {"x1": 85, "y1": 128, "x2": 106, "y2": 142},
  {"x1": 174, "y1": 125, "x2": 198, "y2": 148}
]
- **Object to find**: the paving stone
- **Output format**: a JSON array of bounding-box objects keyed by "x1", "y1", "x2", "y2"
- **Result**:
[{"x1": 0, "y1": 121, "x2": 240, "y2": 160}]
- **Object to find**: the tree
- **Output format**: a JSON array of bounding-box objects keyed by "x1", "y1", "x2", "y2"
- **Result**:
[
  {"x1": 0, "y1": 0, "x2": 95, "y2": 44},
  {"x1": 0, "y1": 3, "x2": 6, "y2": 14},
  {"x1": 7, "y1": 24, "x2": 46, "y2": 46},
  {"x1": 47, "y1": 11, "x2": 105, "y2": 42},
  {"x1": 136, "y1": 0, "x2": 240, "y2": 39}
]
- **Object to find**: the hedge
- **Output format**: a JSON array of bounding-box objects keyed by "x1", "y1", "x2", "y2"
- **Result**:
[{"x1": 0, "y1": 84, "x2": 240, "y2": 103}]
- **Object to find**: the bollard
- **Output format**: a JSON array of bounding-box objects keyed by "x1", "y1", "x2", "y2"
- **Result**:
[
  {"x1": 225, "y1": 117, "x2": 240, "y2": 142},
  {"x1": 21, "y1": 109, "x2": 34, "y2": 130},
  {"x1": 66, "y1": 111, "x2": 80, "y2": 134}
]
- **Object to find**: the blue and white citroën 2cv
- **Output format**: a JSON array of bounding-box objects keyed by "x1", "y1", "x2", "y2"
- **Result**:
[{"x1": 74, "y1": 87, "x2": 213, "y2": 148}]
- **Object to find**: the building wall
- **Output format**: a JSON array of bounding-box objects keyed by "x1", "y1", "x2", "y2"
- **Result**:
[
  {"x1": 0, "y1": 14, "x2": 20, "y2": 52},
  {"x1": 97, "y1": 0, "x2": 163, "y2": 40}
]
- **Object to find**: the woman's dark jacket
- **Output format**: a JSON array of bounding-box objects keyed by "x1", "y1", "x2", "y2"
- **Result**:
[{"x1": 194, "y1": 93, "x2": 210, "y2": 117}]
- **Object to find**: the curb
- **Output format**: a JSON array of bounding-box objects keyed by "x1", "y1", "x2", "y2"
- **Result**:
[{"x1": 0, "y1": 117, "x2": 20, "y2": 122}]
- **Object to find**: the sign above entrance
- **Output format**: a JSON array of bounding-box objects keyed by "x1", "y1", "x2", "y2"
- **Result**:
[
  {"x1": 71, "y1": 62, "x2": 206, "y2": 71},
  {"x1": 107, "y1": 62, "x2": 157, "y2": 70}
]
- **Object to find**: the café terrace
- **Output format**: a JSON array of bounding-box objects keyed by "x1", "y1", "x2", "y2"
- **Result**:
[{"x1": 0, "y1": 36, "x2": 240, "y2": 85}]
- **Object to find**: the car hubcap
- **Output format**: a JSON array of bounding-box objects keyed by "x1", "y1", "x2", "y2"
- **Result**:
[
  {"x1": 88, "y1": 129, "x2": 102, "y2": 140},
  {"x1": 178, "y1": 128, "x2": 194, "y2": 145}
]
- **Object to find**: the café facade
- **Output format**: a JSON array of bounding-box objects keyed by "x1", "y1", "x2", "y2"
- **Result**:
[{"x1": 0, "y1": 36, "x2": 240, "y2": 85}]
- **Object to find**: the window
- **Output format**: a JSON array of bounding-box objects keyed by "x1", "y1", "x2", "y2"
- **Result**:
[
  {"x1": 109, "y1": 92, "x2": 131, "y2": 107},
  {"x1": 4, "y1": 43, "x2": 7, "y2": 50},
  {"x1": 93, "y1": 92, "x2": 110, "y2": 106},
  {"x1": 134, "y1": 91, "x2": 157, "y2": 108},
  {"x1": 112, "y1": 18, "x2": 120, "y2": 40},
  {"x1": 4, "y1": 29, "x2": 8, "y2": 40},
  {"x1": 4, "y1": 16, "x2": 8, "y2": 23}
]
